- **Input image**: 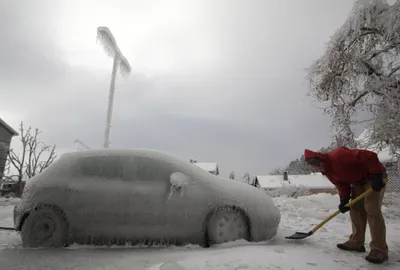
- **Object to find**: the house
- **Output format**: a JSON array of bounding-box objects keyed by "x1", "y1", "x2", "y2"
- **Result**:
[
  {"x1": 254, "y1": 172, "x2": 337, "y2": 195},
  {"x1": 0, "y1": 118, "x2": 19, "y2": 180},
  {"x1": 190, "y1": 159, "x2": 219, "y2": 175},
  {"x1": 356, "y1": 128, "x2": 399, "y2": 171}
]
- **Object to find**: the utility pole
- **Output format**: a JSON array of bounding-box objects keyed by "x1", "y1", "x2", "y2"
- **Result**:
[{"x1": 96, "y1": 26, "x2": 131, "y2": 148}]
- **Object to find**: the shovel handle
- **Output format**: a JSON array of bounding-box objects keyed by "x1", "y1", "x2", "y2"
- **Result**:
[{"x1": 310, "y1": 177, "x2": 388, "y2": 234}]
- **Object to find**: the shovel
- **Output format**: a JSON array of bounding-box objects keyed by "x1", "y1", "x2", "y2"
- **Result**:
[
  {"x1": 0, "y1": 226, "x2": 15, "y2": 231},
  {"x1": 286, "y1": 177, "x2": 389, "y2": 240}
]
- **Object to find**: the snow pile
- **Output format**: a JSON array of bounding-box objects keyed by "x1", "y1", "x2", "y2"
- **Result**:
[{"x1": 274, "y1": 193, "x2": 351, "y2": 233}]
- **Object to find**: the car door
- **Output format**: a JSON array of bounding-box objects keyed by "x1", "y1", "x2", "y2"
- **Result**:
[
  {"x1": 121, "y1": 155, "x2": 175, "y2": 239},
  {"x1": 162, "y1": 166, "x2": 209, "y2": 241},
  {"x1": 67, "y1": 155, "x2": 132, "y2": 239},
  {"x1": 130, "y1": 157, "x2": 207, "y2": 242}
]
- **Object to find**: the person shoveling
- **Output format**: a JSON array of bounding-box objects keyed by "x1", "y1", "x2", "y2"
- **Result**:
[{"x1": 286, "y1": 147, "x2": 388, "y2": 265}]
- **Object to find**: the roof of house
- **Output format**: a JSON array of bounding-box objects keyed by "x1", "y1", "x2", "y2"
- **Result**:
[
  {"x1": 256, "y1": 173, "x2": 335, "y2": 189},
  {"x1": 356, "y1": 128, "x2": 398, "y2": 163},
  {"x1": 0, "y1": 118, "x2": 18, "y2": 136},
  {"x1": 193, "y1": 162, "x2": 218, "y2": 172}
]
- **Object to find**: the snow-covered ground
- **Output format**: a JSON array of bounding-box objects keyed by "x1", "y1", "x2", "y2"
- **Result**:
[{"x1": 1, "y1": 193, "x2": 400, "y2": 270}]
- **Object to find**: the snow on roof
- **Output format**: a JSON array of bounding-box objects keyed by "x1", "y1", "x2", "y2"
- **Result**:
[
  {"x1": 356, "y1": 128, "x2": 398, "y2": 163},
  {"x1": 193, "y1": 162, "x2": 218, "y2": 172},
  {"x1": 256, "y1": 174, "x2": 335, "y2": 190},
  {"x1": 0, "y1": 117, "x2": 18, "y2": 136}
]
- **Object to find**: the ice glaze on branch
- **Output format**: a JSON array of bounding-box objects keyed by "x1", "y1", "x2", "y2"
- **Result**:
[{"x1": 307, "y1": 0, "x2": 400, "y2": 152}]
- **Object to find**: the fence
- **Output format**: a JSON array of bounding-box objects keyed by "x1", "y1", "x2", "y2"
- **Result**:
[{"x1": 386, "y1": 171, "x2": 400, "y2": 193}]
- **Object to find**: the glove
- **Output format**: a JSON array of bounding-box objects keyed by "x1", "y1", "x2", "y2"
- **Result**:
[
  {"x1": 370, "y1": 173, "x2": 384, "y2": 192},
  {"x1": 338, "y1": 195, "x2": 350, "y2": 213}
]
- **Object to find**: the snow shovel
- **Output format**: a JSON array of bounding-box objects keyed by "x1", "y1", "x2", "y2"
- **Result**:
[
  {"x1": 286, "y1": 177, "x2": 389, "y2": 240},
  {"x1": 0, "y1": 226, "x2": 15, "y2": 231}
]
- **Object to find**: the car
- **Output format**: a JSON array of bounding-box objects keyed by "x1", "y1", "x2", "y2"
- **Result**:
[
  {"x1": 0, "y1": 180, "x2": 15, "y2": 196},
  {"x1": 13, "y1": 148, "x2": 281, "y2": 248},
  {"x1": 0, "y1": 178, "x2": 25, "y2": 197}
]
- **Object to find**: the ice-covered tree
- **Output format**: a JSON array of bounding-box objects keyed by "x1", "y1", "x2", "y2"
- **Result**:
[
  {"x1": 308, "y1": 0, "x2": 400, "y2": 153},
  {"x1": 270, "y1": 168, "x2": 283, "y2": 175},
  {"x1": 242, "y1": 172, "x2": 251, "y2": 184},
  {"x1": 7, "y1": 122, "x2": 56, "y2": 196},
  {"x1": 229, "y1": 171, "x2": 235, "y2": 179}
]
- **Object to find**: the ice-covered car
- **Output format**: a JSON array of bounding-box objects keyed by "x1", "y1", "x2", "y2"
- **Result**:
[{"x1": 13, "y1": 149, "x2": 280, "y2": 248}]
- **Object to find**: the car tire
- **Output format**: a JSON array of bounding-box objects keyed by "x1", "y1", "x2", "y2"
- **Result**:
[
  {"x1": 206, "y1": 207, "x2": 250, "y2": 246},
  {"x1": 21, "y1": 205, "x2": 69, "y2": 248}
]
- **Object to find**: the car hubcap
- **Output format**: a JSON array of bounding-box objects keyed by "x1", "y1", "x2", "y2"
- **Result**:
[
  {"x1": 214, "y1": 213, "x2": 247, "y2": 243},
  {"x1": 31, "y1": 215, "x2": 56, "y2": 241}
]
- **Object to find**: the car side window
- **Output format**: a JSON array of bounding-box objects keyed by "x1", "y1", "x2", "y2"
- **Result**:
[
  {"x1": 80, "y1": 155, "x2": 123, "y2": 179},
  {"x1": 123, "y1": 156, "x2": 174, "y2": 184}
]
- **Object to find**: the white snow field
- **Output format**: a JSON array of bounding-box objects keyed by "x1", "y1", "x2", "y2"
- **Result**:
[{"x1": 1, "y1": 192, "x2": 400, "y2": 270}]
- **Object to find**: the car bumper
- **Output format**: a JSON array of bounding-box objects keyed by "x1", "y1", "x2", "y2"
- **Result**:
[
  {"x1": 13, "y1": 202, "x2": 33, "y2": 231},
  {"x1": 13, "y1": 205, "x2": 22, "y2": 230}
]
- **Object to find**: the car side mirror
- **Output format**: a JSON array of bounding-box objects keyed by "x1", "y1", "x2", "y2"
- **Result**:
[{"x1": 169, "y1": 172, "x2": 189, "y2": 190}]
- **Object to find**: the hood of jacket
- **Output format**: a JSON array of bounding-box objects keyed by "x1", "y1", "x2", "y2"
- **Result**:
[{"x1": 304, "y1": 149, "x2": 327, "y2": 161}]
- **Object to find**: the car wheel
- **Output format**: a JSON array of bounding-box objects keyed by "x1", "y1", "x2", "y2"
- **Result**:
[
  {"x1": 21, "y1": 205, "x2": 69, "y2": 248},
  {"x1": 206, "y1": 207, "x2": 250, "y2": 246}
]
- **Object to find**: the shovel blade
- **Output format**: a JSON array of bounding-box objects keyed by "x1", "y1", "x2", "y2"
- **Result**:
[{"x1": 285, "y1": 231, "x2": 312, "y2": 240}]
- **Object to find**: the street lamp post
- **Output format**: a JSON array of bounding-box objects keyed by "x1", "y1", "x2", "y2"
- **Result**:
[{"x1": 96, "y1": 26, "x2": 131, "y2": 148}]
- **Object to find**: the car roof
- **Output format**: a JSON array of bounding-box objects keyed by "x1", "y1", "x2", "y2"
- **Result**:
[
  {"x1": 58, "y1": 148, "x2": 218, "y2": 180},
  {"x1": 60, "y1": 148, "x2": 179, "y2": 161}
]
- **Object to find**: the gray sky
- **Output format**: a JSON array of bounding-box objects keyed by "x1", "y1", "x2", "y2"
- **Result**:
[{"x1": 0, "y1": 0, "x2": 356, "y2": 177}]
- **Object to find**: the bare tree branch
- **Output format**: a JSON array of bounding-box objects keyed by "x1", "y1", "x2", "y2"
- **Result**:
[
  {"x1": 388, "y1": 65, "x2": 400, "y2": 78},
  {"x1": 38, "y1": 145, "x2": 56, "y2": 173},
  {"x1": 6, "y1": 121, "x2": 57, "y2": 196},
  {"x1": 360, "y1": 27, "x2": 383, "y2": 36}
]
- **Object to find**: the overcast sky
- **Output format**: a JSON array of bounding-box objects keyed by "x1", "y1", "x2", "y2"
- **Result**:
[{"x1": 0, "y1": 0, "x2": 356, "y2": 177}]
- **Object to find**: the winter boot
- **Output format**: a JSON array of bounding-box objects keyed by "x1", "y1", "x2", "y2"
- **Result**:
[
  {"x1": 336, "y1": 242, "x2": 366, "y2": 252},
  {"x1": 365, "y1": 250, "x2": 388, "y2": 264}
]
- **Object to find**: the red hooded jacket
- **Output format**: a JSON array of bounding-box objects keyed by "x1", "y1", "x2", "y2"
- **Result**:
[{"x1": 304, "y1": 147, "x2": 386, "y2": 197}]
